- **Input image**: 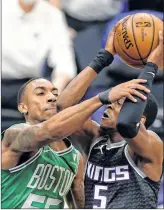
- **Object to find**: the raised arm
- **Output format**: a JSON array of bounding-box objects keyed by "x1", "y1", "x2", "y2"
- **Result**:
[
  {"x1": 56, "y1": 18, "x2": 122, "y2": 111},
  {"x1": 117, "y1": 31, "x2": 163, "y2": 166}
]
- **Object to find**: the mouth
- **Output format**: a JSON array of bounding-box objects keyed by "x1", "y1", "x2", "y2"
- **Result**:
[
  {"x1": 45, "y1": 107, "x2": 57, "y2": 111},
  {"x1": 102, "y1": 112, "x2": 110, "y2": 119}
]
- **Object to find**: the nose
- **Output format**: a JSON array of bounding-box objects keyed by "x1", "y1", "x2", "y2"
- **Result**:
[
  {"x1": 107, "y1": 104, "x2": 113, "y2": 110},
  {"x1": 47, "y1": 93, "x2": 58, "y2": 103}
]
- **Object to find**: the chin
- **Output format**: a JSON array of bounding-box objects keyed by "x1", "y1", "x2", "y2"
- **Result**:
[
  {"x1": 46, "y1": 108, "x2": 57, "y2": 115},
  {"x1": 100, "y1": 123, "x2": 113, "y2": 129},
  {"x1": 101, "y1": 124, "x2": 116, "y2": 130},
  {"x1": 100, "y1": 120, "x2": 116, "y2": 130}
]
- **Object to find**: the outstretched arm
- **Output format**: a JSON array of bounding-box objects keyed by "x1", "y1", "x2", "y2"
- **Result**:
[
  {"x1": 3, "y1": 96, "x2": 103, "y2": 153},
  {"x1": 2, "y1": 96, "x2": 103, "y2": 169}
]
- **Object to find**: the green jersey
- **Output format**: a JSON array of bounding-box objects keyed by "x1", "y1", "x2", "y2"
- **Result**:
[{"x1": 2, "y1": 140, "x2": 79, "y2": 209}]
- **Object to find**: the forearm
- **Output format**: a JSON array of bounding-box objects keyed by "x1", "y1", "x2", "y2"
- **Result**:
[
  {"x1": 10, "y1": 96, "x2": 102, "y2": 152},
  {"x1": 117, "y1": 63, "x2": 158, "y2": 138},
  {"x1": 57, "y1": 67, "x2": 97, "y2": 110},
  {"x1": 46, "y1": 96, "x2": 102, "y2": 139},
  {"x1": 57, "y1": 49, "x2": 113, "y2": 111},
  {"x1": 72, "y1": 186, "x2": 85, "y2": 209}
]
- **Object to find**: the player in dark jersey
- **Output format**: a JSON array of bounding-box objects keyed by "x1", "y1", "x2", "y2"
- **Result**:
[
  {"x1": 84, "y1": 93, "x2": 162, "y2": 209},
  {"x1": 57, "y1": 20, "x2": 163, "y2": 208}
]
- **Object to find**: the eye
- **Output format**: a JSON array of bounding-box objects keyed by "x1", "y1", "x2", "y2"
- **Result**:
[
  {"x1": 52, "y1": 93, "x2": 58, "y2": 97},
  {"x1": 37, "y1": 92, "x2": 44, "y2": 96}
]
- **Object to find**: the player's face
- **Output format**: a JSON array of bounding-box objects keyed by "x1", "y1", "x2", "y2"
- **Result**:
[
  {"x1": 100, "y1": 98, "x2": 125, "y2": 129},
  {"x1": 24, "y1": 79, "x2": 58, "y2": 122}
]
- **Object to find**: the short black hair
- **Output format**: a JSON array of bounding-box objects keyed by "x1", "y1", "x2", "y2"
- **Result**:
[
  {"x1": 17, "y1": 77, "x2": 46, "y2": 105},
  {"x1": 143, "y1": 93, "x2": 158, "y2": 129}
]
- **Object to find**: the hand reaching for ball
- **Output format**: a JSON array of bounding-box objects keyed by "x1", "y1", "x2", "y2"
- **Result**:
[
  {"x1": 147, "y1": 31, "x2": 164, "y2": 70},
  {"x1": 105, "y1": 16, "x2": 130, "y2": 56}
]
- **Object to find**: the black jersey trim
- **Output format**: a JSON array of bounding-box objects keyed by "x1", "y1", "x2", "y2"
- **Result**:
[{"x1": 124, "y1": 145, "x2": 147, "y2": 178}]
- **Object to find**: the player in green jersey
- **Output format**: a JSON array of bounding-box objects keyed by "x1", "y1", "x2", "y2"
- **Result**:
[{"x1": 2, "y1": 78, "x2": 87, "y2": 209}]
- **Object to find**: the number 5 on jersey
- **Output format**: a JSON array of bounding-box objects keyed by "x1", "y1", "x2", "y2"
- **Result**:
[
  {"x1": 93, "y1": 185, "x2": 107, "y2": 209},
  {"x1": 22, "y1": 193, "x2": 61, "y2": 208}
]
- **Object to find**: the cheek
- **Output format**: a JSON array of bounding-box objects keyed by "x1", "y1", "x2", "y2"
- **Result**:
[
  {"x1": 28, "y1": 101, "x2": 43, "y2": 114},
  {"x1": 111, "y1": 108, "x2": 121, "y2": 124}
]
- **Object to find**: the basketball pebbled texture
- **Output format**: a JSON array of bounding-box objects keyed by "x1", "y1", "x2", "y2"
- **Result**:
[{"x1": 114, "y1": 13, "x2": 163, "y2": 68}]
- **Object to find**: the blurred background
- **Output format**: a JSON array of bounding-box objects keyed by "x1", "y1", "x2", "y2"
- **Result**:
[{"x1": 2, "y1": 0, "x2": 163, "y2": 208}]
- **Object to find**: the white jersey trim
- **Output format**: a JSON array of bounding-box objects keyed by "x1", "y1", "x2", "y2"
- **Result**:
[
  {"x1": 124, "y1": 145, "x2": 146, "y2": 178},
  {"x1": 84, "y1": 135, "x2": 126, "y2": 175},
  {"x1": 47, "y1": 144, "x2": 73, "y2": 156},
  {"x1": 8, "y1": 149, "x2": 43, "y2": 173}
]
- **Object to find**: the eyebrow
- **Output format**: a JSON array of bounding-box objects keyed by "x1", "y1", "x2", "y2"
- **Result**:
[{"x1": 33, "y1": 86, "x2": 58, "y2": 91}]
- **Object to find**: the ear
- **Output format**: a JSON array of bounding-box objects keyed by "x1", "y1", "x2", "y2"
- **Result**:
[
  {"x1": 18, "y1": 103, "x2": 28, "y2": 114},
  {"x1": 140, "y1": 116, "x2": 146, "y2": 124}
]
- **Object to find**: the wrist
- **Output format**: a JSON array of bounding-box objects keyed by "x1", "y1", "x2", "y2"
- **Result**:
[
  {"x1": 89, "y1": 49, "x2": 114, "y2": 74},
  {"x1": 145, "y1": 62, "x2": 158, "y2": 74},
  {"x1": 146, "y1": 62, "x2": 158, "y2": 69},
  {"x1": 105, "y1": 48, "x2": 115, "y2": 56},
  {"x1": 98, "y1": 88, "x2": 112, "y2": 105}
]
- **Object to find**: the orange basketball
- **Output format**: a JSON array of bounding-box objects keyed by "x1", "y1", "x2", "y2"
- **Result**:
[{"x1": 114, "y1": 13, "x2": 163, "y2": 68}]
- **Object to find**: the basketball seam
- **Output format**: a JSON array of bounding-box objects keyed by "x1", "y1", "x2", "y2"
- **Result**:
[
  {"x1": 116, "y1": 37, "x2": 144, "y2": 61},
  {"x1": 132, "y1": 14, "x2": 145, "y2": 65},
  {"x1": 115, "y1": 44, "x2": 144, "y2": 66},
  {"x1": 116, "y1": 27, "x2": 143, "y2": 61},
  {"x1": 135, "y1": 14, "x2": 155, "y2": 60},
  {"x1": 145, "y1": 14, "x2": 155, "y2": 59},
  {"x1": 116, "y1": 15, "x2": 144, "y2": 61}
]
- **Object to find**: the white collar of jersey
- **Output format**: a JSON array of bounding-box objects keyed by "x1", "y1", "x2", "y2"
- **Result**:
[
  {"x1": 105, "y1": 136, "x2": 126, "y2": 150},
  {"x1": 91, "y1": 135, "x2": 126, "y2": 151}
]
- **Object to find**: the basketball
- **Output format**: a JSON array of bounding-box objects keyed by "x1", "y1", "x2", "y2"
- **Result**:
[{"x1": 114, "y1": 13, "x2": 163, "y2": 68}]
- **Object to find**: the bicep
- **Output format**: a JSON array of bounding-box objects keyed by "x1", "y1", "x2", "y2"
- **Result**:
[
  {"x1": 2, "y1": 123, "x2": 30, "y2": 147},
  {"x1": 81, "y1": 118, "x2": 100, "y2": 138},
  {"x1": 1, "y1": 143, "x2": 21, "y2": 169},
  {"x1": 70, "y1": 119, "x2": 100, "y2": 156},
  {"x1": 1, "y1": 124, "x2": 29, "y2": 169},
  {"x1": 127, "y1": 123, "x2": 163, "y2": 162}
]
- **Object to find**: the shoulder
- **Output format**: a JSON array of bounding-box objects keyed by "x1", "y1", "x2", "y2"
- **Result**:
[
  {"x1": 147, "y1": 130, "x2": 163, "y2": 162},
  {"x1": 147, "y1": 130, "x2": 163, "y2": 145},
  {"x1": 2, "y1": 123, "x2": 30, "y2": 147}
]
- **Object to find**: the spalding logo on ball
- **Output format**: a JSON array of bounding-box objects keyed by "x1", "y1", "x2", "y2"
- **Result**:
[{"x1": 114, "y1": 13, "x2": 163, "y2": 68}]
